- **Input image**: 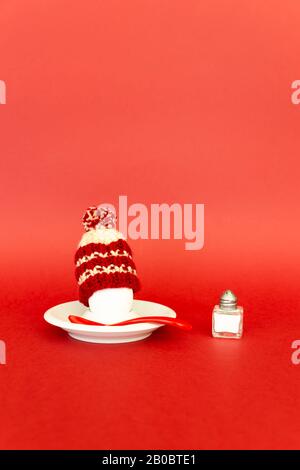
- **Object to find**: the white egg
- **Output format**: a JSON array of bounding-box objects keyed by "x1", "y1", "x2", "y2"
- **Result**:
[{"x1": 83, "y1": 288, "x2": 135, "y2": 325}]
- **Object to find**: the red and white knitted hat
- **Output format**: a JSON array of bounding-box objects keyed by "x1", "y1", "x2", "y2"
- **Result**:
[{"x1": 75, "y1": 206, "x2": 140, "y2": 306}]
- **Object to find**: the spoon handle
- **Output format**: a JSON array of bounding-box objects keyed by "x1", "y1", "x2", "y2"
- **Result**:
[{"x1": 68, "y1": 315, "x2": 192, "y2": 331}]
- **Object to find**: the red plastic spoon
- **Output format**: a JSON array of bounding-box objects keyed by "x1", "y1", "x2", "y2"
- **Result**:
[{"x1": 68, "y1": 315, "x2": 192, "y2": 331}]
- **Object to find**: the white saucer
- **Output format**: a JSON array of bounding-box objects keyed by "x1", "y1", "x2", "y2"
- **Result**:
[{"x1": 44, "y1": 300, "x2": 176, "y2": 344}]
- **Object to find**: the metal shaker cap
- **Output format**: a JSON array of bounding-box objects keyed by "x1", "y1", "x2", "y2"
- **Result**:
[{"x1": 219, "y1": 290, "x2": 237, "y2": 310}]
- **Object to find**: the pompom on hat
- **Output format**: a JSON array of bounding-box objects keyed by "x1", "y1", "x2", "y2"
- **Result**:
[{"x1": 75, "y1": 205, "x2": 141, "y2": 306}]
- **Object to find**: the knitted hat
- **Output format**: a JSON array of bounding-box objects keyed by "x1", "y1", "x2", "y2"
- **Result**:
[{"x1": 75, "y1": 206, "x2": 140, "y2": 306}]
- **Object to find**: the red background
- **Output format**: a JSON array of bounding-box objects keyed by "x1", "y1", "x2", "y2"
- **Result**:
[{"x1": 0, "y1": 1, "x2": 300, "y2": 449}]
